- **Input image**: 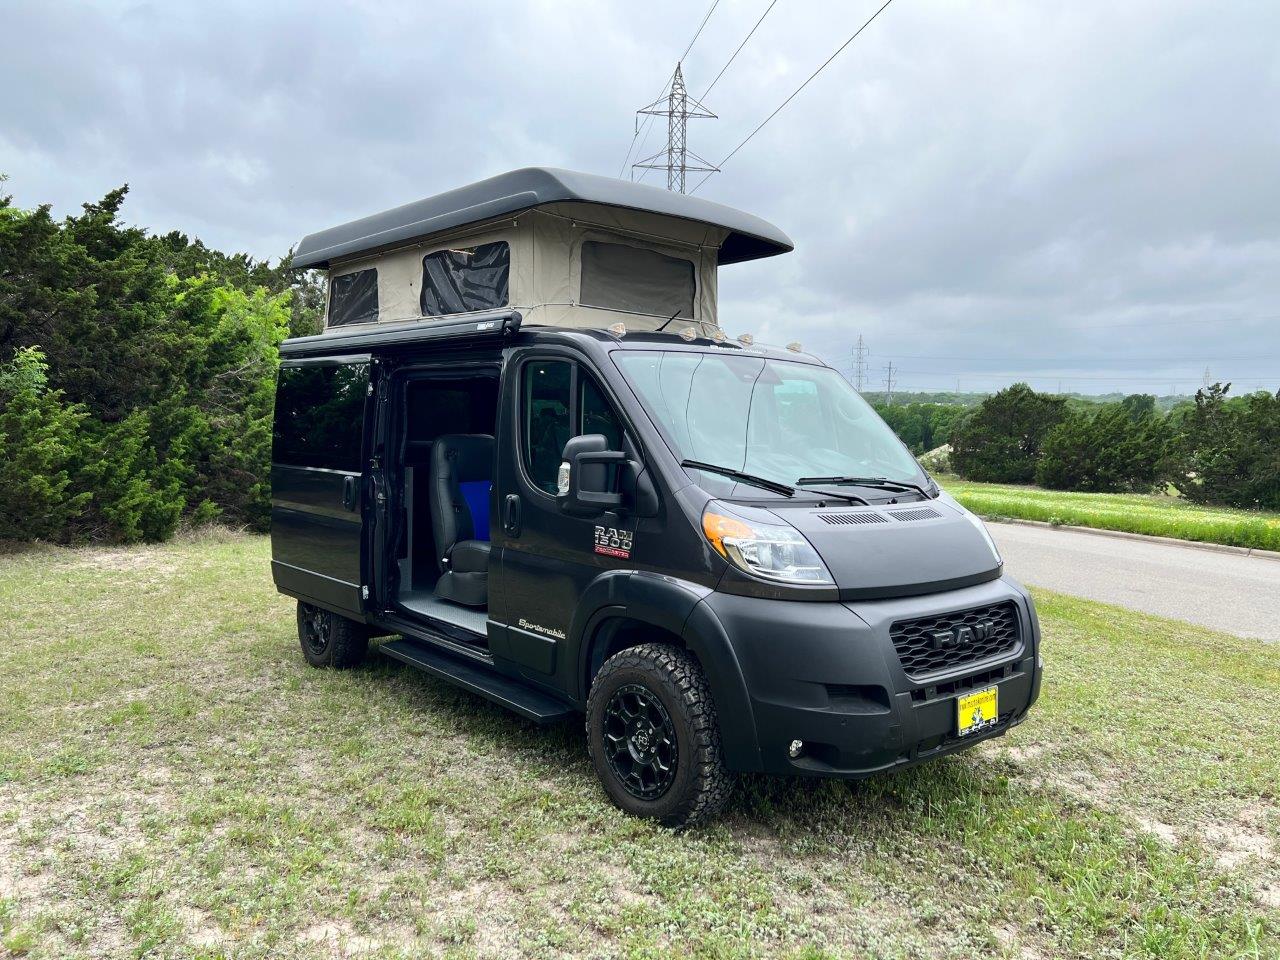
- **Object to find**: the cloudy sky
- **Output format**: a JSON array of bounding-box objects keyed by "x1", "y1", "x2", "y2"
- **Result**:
[{"x1": 3, "y1": 0, "x2": 1278, "y2": 395}]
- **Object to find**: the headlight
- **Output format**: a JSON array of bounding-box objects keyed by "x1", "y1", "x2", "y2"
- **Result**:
[{"x1": 701, "y1": 502, "x2": 833, "y2": 585}]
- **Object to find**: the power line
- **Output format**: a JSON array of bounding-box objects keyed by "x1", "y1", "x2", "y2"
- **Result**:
[
  {"x1": 885, "y1": 370, "x2": 1279, "y2": 384},
  {"x1": 681, "y1": 0, "x2": 723, "y2": 62},
  {"x1": 689, "y1": 0, "x2": 895, "y2": 195},
  {"x1": 698, "y1": 0, "x2": 780, "y2": 103},
  {"x1": 841, "y1": 353, "x2": 1280, "y2": 364},
  {"x1": 1071, "y1": 314, "x2": 1280, "y2": 330}
]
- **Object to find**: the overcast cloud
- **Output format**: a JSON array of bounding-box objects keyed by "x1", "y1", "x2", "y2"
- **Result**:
[{"x1": 3, "y1": 0, "x2": 1278, "y2": 394}]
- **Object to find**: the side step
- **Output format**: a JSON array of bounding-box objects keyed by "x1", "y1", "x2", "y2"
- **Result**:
[{"x1": 379, "y1": 638, "x2": 576, "y2": 724}]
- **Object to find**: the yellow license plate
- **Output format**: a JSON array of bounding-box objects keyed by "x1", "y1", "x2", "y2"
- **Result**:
[{"x1": 957, "y1": 686, "x2": 998, "y2": 737}]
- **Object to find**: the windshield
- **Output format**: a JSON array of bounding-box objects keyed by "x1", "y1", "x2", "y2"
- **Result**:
[{"x1": 613, "y1": 350, "x2": 925, "y2": 489}]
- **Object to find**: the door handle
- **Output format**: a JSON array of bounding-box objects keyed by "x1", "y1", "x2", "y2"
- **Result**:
[
  {"x1": 342, "y1": 475, "x2": 359, "y2": 511},
  {"x1": 503, "y1": 494, "x2": 522, "y2": 537}
]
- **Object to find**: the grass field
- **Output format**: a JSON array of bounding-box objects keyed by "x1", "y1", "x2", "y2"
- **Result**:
[
  {"x1": 1, "y1": 532, "x2": 1277, "y2": 959},
  {"x1": 940, "y1": 476, "x2": 1280, "y2": 553}
]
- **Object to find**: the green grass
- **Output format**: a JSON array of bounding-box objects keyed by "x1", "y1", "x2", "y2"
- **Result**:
[
  {"x1": 940, "y1": 476, "x2": 1280, "y2": 552},
  {"x1": 0, "y1": 532, "x2": 1276, "y2": 958}
]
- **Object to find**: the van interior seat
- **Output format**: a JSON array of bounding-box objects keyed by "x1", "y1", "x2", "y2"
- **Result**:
[{"x1": 431, "y1": 434, "x2": 494, "y2": 607}]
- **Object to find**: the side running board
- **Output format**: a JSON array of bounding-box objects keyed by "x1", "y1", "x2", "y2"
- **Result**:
[{"x1": 379, "y1": 638, "x2": 575, "y2": 724}]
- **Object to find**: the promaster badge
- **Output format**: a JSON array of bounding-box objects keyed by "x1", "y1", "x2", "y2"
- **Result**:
[{"x1": 594, "y1": 525, "x2": 634, "y2": 559}]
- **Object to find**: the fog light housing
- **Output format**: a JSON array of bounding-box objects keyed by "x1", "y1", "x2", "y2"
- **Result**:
[{"x1": 788, "y1": 739, "x2": 804, "y2": 759}]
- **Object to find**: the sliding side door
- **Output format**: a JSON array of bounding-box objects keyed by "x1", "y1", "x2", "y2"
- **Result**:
[{"x1": 270, "y1": 354, "x2": 372, "y2": 618}]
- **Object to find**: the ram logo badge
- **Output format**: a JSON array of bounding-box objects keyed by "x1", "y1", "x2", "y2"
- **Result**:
[
  {"x1": 930, "y1": 619, "x2": 995, "y2": 650},
  {"x1": 594, "y1": 525, "x2": 634, "y2": 559}
]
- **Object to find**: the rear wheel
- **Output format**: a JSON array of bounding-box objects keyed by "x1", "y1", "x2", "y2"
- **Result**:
[
  {"x1": 586, "y1": 643, "x2": 733, "y2": 828},
  {"x1": 296, "y1": 602, "x2": 369, "y2": 669}
]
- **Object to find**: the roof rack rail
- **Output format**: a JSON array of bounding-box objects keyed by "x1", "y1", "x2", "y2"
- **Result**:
[{"x1": 280, "y1": 310, "x2": 522, "y2": 358}]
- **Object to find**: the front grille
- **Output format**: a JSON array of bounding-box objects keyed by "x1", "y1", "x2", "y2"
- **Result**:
[{"x1": 890, "y1": 602, "x2": 1021, "y2": 678}]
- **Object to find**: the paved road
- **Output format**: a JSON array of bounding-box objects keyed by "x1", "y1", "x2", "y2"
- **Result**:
[{"x1": 988, "y1": 522, "x2": 1280, "y2": 643}]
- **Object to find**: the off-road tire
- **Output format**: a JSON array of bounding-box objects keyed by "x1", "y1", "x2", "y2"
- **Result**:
[
  {"x1": 586, "y1": 643, "x2": 734, "y2": 828},
  {"x1": 296, "y1": 602, "x2": 369, "y2": 669}
]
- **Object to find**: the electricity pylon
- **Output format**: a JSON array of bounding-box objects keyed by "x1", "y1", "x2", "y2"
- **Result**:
[
  {"x1": 852, "y1": 335, "x2": 870, "y2": 392},
  {"x1": 633, "y1": 64, "x2": 718, "y2": 193}
]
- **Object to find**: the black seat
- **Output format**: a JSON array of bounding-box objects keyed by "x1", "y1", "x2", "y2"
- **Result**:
[{"x1": 430, "y1": 434, "x2": 494, "y2": 607}]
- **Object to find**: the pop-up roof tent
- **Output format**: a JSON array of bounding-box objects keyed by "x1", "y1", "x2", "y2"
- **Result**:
[{"x1": 291, "y1": 167, "x2": 793, "y2": 336}]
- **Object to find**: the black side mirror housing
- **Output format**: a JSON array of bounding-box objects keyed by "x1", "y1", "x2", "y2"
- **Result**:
[{"x1": 558, "y1": 434, "x2": 630, "y2": 516}]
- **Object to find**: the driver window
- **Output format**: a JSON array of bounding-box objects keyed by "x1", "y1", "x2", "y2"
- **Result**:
[
  {"x1": 579, "y1": 376, "x2": 623, "y2": 450},
  {"x1": 520, "y1": 361, "x2": 625, "y2": 495},
  {"x1": 523, "y1": 361, "x2": 572, "y2": 494}
]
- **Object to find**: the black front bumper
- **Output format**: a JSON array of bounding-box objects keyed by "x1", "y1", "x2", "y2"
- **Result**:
[{"x1": 700, "y1": 576, "x2": 1043, "y2": 777}]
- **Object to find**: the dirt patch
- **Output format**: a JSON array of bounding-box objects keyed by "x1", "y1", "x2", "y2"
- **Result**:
[
  {"x1": 1136, "y1": 817, "x2": 1178, "y2": 845},
  {"x1": 71, "y1": 547, "x2": 178, "y2": 577},
  {"x1": 1005, "y1": 743, "x2": 1047, "y2": 764},
  {"x1": 1200, "y1": 803, "x2": 1275, "y2": 872},
  {"x1": 177, "y1": 905, "x2": 225, "y2": 948}
]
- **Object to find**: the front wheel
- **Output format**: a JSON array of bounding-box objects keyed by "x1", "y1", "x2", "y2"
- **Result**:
[
  {"x1": 296, "y1": 602, "x2": 369, "y2": 669},
  {"x1": 586, "y1": 644, "x2": 734, "y2": 828}
]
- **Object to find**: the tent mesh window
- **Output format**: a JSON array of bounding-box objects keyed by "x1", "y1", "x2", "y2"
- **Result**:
[
  {"x1": 328, "y1": 268, "x2": 379, "y2": 327},
  {"x1": 579, "y1": 241, "x2": 695, "y2": 319},
  {"x1": 420, "y1": 241, "x2": 510, "y2": 317}
]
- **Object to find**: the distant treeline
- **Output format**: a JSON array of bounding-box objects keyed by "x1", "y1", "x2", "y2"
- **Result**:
[
  {"x1": 883, "y1": 383, "x2": 1280, "y2": 509},
  {"x1": 0, "y1": 182, "x2": 323, "y2": 543},
  {"x1": 867, "y1": 389, "x2": 1195, "y2": 413}
]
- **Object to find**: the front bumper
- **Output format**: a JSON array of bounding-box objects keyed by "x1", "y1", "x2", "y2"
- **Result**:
[{"x1": 700, "y1": 576, "x2": 1042, "y2": 777}]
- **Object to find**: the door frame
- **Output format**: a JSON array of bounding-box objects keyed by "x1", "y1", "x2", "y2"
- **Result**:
[{"x1": 372, "y1": 357, "x2": 503, "y2": 637}]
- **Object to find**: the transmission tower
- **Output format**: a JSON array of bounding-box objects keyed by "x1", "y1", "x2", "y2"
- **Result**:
[
  {"x1": 633, "y1": 63, "x2": 718, "y2": 193},
  {"x1": 883, "y1": 361, "x2": 897, "y2": 405},
  {"x1": 852, "y1": 335, "x2": 870, "y2": 392}
]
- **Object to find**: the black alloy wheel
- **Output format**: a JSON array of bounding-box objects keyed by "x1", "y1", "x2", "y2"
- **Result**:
[
  {"x1": 300, "y1": 605, "x2": 332, "y2": 660},
  {"x1": 602, "y1": 683, "x2": 679, "y2": 800},
  {"x1": 586, "y1": 643, "x2": 734, "y2": 828},
  {"x1": 295, "y1": 602, "x2": 370, "y2": 669}
]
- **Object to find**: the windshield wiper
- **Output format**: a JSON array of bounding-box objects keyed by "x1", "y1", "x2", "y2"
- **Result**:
[
  {"x1": 796, "y1": 475, "x2": 934, "y2": 499},
  {"x1": 681, "y1": 460, "x2": 794, "y2": 498}
]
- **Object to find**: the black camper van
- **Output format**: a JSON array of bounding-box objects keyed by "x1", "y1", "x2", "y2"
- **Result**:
[{"x1": 272, "y1": 168, "x2": 1042, "y2": 826}]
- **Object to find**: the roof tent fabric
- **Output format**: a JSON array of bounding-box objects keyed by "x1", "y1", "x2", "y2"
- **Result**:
[
  {"x1": 292, "y1": 167, "x2": 792, "y2": 270},
  {"x1": 420, "y1": 241, "x2": 510, "y2": 316},
  {"x1": 580, "y1": 240, "x2": 694, "y2": 319},
  {"x1": 327, "y1": 268, "x2": 378, "y2": 326}
]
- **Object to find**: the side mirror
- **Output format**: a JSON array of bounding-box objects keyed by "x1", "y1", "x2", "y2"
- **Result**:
[{"x1": 558, "y1": 434, "x2": 629, "y2": 516}]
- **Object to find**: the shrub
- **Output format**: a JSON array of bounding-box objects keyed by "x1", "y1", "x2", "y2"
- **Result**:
[
  {"x1": 949, "y1": 384, "x2": 1069, "y2": 483},
  {"x1": 918, "y1": 444, "x2": 952, "y2": 474},
  {"x1": 1162, "y1": 384, "x2": 1280, "y2": 509},
  {"x1": 0, "y1": 186, "x2": 291, "y2": 543},
  {"x1": 0, "y1": 347, "x2": 90, "y2": 540},
  {"x1": 1035, "y1": 403, "x2": 1166, "y2": 492}
]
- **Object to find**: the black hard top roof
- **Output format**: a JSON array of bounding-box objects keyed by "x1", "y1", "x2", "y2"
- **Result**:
[{"x1": 291, "y1": 167, "x2": 793, "y2": 270}]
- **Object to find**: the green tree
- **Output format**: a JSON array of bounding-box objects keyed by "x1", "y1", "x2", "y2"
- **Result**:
[
  {"x1": 1036, "y1": 402, "x2": 1166, "y2": 492},
  {"x1": 0, "y1": 347, "x2": 90, "y2": 540},
  {"x1": 949, "y1": 384, "x2": 1069, "y2": 482},
  {"x1": 1162, "y1": 384, "x2": 1280, "y2": 509},
  {"x1": 0, "y1": 182, "x2": 292, "y2": 543}
]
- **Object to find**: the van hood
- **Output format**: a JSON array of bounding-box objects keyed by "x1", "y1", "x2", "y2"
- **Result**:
[{"x1": 768, "y1": 492, "x2": 1003, "y2": 600}]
